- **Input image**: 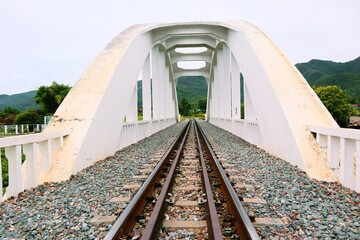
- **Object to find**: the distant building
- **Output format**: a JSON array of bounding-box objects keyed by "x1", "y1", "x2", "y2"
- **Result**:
[
  {"x1": 352, "y1": 104, "x2": 360, "y2": 110},
  {"x1": 349, "y1": 116, "x2": 360, "y2": 129}
]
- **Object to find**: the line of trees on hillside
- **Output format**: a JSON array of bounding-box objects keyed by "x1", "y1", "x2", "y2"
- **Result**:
[
  {"x1": 178, "y1": 85, "x2": 359, "y2": 128},
  {"x1": 0, "y1": 82, "x2": 71, "y2": 126},
  {"x1": 313, "y1": 85, "x2": 359, "y2": 127},
  {"x1": 178, "y1": 97, "x2": 207, "y2": 118},
  {"x1": 1, "y1": 81, "x2": 359, "y2": 128}
]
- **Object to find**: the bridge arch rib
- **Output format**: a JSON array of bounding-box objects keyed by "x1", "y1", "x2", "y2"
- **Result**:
[{"x1": 43, "y1": 21, "x2": 338, "y2": 183}]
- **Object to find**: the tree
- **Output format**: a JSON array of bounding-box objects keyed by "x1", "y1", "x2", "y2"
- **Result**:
[
  {"x1": 179, "y1": 97, "x2": 191, "y2": 116},
  {"x1": 198, "y1": 98, "x2": 207, "y2": 112},
  {"x1": 314, "y1": 85, "x2": 354, "y2": 127},
  {"x1": 0, "y1": 107, "x2": 20, "y2": 125},
  {"x1": 35, "y1": 81, "x2": 71, "y2": 114},
  {"x1": 2, "y1": 107, "x2": 20, "y2": 114},
  {"x1": 14, "y1": 109, "x2": 43, "y2": 124}
]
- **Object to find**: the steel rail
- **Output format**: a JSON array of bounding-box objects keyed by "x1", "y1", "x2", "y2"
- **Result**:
[
  {"x1": 194, "y1": 120, "x2": 224, "y2": 240},
  {"x1": 105, "y1": 120, "x2": 190, "y2": 240},
  {"x1": 195, "y1": 120, "x2": 260, "y2": 240},
  {"x1": 140, "y1": 119, "x2": 191, "y2": 239}
]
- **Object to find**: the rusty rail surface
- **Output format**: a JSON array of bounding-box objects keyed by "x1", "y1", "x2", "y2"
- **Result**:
[
  {"x1": 194, "y1": 120, "x2": 224, "y2": 239},
  {"x1": 105, "y1": 120, "x2": 190, "y2": 239},
  {"x1": 106, "y1": 119, "x2": 260, "y2": 239},
  {"x1": 195, "y1": 120, "x2": 260, "y2": 240},
  {"x1": 140, "y1": 120, "x2": 191, "y2": 239}
]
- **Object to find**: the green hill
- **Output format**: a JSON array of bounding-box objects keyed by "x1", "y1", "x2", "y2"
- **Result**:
[
  {"x1": 8, "y1": 57, "x2": 360, "y2": 114},
  {"x1": 137, "y1": 76, "x2": 208, "y2": 110},
  {"x1": 0, "y1": 90, "x2": 38, "y2": 111},
  {"x1": 1, "y1": 77, "x2": 208, "y2": 114},
  {"x1": 296, "y1": 57, "x2": 360, "y2": 103},
  {"x1": 176, "y1": 76, "x2": 207, "y2": 108}
]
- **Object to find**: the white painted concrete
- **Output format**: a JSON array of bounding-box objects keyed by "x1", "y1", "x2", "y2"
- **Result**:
[
  {"x1": 0, "y1": 129, "x2": 70, "y2": 201},
  {"x1": 310, "y1": 126, "x2": 360, "y2": 192},
  {"x1": 1, "y1": 20, "x2": 347, "y2": 196}
]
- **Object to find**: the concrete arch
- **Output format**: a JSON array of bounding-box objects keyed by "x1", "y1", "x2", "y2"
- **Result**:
[{"x1": 43, "y1": 21, "x2": 338, "y2": 183}]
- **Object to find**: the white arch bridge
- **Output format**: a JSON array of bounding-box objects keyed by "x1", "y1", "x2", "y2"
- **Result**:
[{"x1": 1, "y1": 21, "x2": 359, "y2": 201}]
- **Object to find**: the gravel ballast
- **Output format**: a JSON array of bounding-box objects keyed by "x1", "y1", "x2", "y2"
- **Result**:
[
  {"x1": 1, "y1": 120, "x2": 359, "y2": 239},
  {"x1": 0, "y1": 121, "x2": 187, "y2": 239},
  {"x1": 199, "y1": 121, "x2": 360, "y2": 239}
]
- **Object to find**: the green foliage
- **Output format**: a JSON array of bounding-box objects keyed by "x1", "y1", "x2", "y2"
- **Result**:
[
  {"x1": 2, "y1": 107, "x2": 20, "y2": 114},
  {"x1": 314, "y1": 86, "x2": 354, "y2": 127},
  {"x1": 1, "y1": 148, "x2": 8, "y2": 194},
  {"x1": 0, "y1": 107, "x2": 20, "y2": 125},
  {"x1": 14, "y1": 109, "x2": 43, "y2": 124},
  {"x1": 296, "y1": 57, "x2": 360, "y2": 103},
  {"x1": 137, "y1": 80, "x2": 143, "y2": 108},
  {"x1": 176, "y1": 76, "x2": 208, "y2": 109},
  {"x1": 198, "y1": 98, "x2": 207, "y2": 112},
  {"x1": 0, "y1": 91, "x2": 38, "y2": 111},
  {"x1": 313, "y1": 73, "x2": 360, "y2": 103},
  {"x1": 193, "y1": 112, "x2": 206, "y2": 120},
  {"x1": 136, "y1": 77, "x2": 207, "y2": 117},
  {"x1": 241, "y1": 103, "x2": 245, "y2": 119},
  {"x1": 179, "y1": 97, "x2": 192, "y2": 116},
  {"x1": 35, "y1": 82, "x2": 71, "y2": 114}
]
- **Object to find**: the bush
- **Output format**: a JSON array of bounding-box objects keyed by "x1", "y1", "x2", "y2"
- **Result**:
[{"x1": 14, "y1": 109, "x2": 43, "y2": 124}]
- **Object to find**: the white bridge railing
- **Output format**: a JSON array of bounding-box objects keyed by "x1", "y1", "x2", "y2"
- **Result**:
[
  {"x1": 209, "y1": 117, "x2": 262, "y2": 146},
  {"x1": 0, "y1": 118, "x2": 176, "y2": 202},
  {"x1": 0, "y1": 129, "x2": 71, "y2": 202},
  {"x1": 120, "y1": 118, "x2": 176, "y2": 149},
  {"x1": 310, "y1": 126, "x2": 360, "y2": 192},
  {"x1": 0, "y1": 124, "x2": 45, "y2": 136}
]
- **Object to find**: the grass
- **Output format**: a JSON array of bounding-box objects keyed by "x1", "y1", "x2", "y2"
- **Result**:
[
  {"x1": 180, "y1": 112, "x2": 206, "y2": 121},
  {"x1": 1, "y1": 148, "x2": 8, "y2": 195}
]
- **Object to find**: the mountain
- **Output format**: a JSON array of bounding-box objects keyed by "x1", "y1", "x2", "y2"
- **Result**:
[
  {"x1": 296, "y1": 57, "x2": 360, "y2": 102},
  {"x1": 137, "y1": 76, "x2": 208, "y2": 109},
  {"x1": 1, "y1": 76, "x2": 208, "y2": 113},
  {"x1": 3, "y1": 56, "x2": 360, "y2": 112},
  {"x1": 0, "y1": 91, "x2": 38, "y2": 111},
  {"x1": 176, "y1": 76, "x2": 207, "y2": 107}
]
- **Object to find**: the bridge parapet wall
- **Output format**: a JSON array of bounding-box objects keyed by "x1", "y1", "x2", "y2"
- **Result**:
[
  {"x1": 209, "y1": 118, "x2": 262, "y2": 147},
  {"x1": 0, "y1": 118, "x2": 176, "y2": 202},
  {"x1": 1, "y1": 124, "x2": 45, "y2": 135},
  {"x1": 310, "y1": 126, "x2": 360, "y2": 192},
  {"x1": 120, "y1": 118, "x2": 176, "y2": 148},
  {"x1": 0, "y1": 129, "x2": 70, "y2": 202}
]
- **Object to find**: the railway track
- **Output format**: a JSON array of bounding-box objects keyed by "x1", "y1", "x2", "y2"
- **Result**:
[{"x1": 105, "y1": 119, "x2": 260, "y2": 240}]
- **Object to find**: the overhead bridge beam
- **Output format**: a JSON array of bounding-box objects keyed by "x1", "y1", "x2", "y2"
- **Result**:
[
  {"x1": 170, "y1": 51, "x2": 212, "y2": 65},
  {"x1": 164, "y1": 36, "x2": 217, "y2": 51},
  {"x1": 42, "y1": 21, "x2": 339, "y2": 185}
]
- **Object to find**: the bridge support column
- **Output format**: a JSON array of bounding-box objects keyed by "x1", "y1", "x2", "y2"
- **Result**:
[
  {"x1": 142, "y1": 54, "x2": 152, "y2": 120},
  {"x1": 340, "y1": 138, "x2": 356, "y2": 189},
  {"x1": 170, "y1": 74, "x2": 179, "y2": 121},
  {"x1": 212, "y1": 65, "x2": 219, "y2": 118},
  {"x1": 152, "y1": 46, "x2": 160, "y2": 120},
  {"x1": 5, "y1": 145, "x2": 22, "y2": 197},
  {"x1": 231, "y1": 53, "x2": 241, "y2": 119},
  {"x1": 23, "y1": 143, "x2": 38, "y2": 189},
  {"x1": 126, "y1": 82, "x2": 138, "y2": 122},
  {"x1": 159, "y1": 49, "x2": 167, "y2": 119},
  {"x1": 165, "y1": 66, "x2": 172, "y2": 118},
  {"x1": 221, "y1": 45, "x2": 232, "y2": 118},
  {"x1": 217, "y1": 48, "x2": 225, "y2": 118},
  {"x1": 243, "y1": 78, "x2": 255, "y2": 120}
]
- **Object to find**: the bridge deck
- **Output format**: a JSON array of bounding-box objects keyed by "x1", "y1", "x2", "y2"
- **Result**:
[{"x1": 0, "y1": 121, "x2": 359, "y2": 239}]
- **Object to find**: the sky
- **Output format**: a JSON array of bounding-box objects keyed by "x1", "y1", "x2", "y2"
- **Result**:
[{"x1": 0, "y1": 0, "x2": 359, "y2": 95}]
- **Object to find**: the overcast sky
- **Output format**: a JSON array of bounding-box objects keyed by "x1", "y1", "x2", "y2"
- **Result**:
[{"x1": 0, "y1": 0, "x2": 359, "y2": 94}]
